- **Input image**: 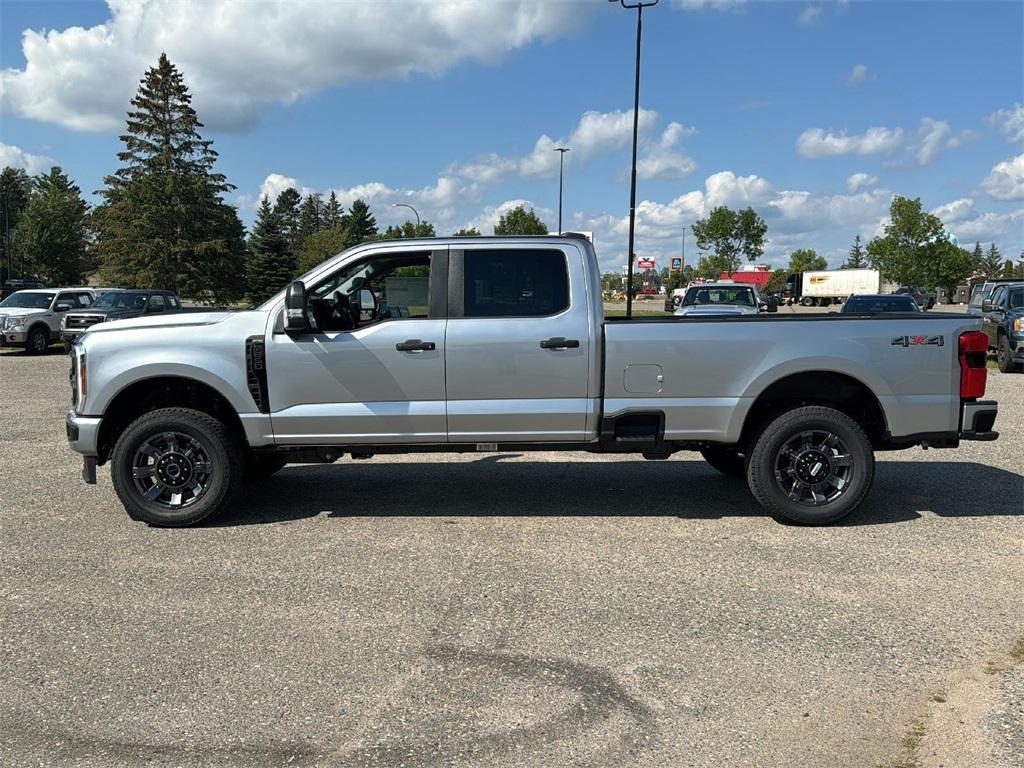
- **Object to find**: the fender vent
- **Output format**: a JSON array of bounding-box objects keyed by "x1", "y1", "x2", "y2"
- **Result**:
[{"x1": 245, "y1": 336, "x2": 269, "y2": 413}]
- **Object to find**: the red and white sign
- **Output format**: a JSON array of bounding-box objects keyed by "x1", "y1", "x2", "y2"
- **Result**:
[{"x1": 636, "y1": 257, "x2": 656, "y2": 269}]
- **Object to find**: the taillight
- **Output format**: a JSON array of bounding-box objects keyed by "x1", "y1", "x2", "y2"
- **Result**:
[{"x1": 958, "y1": 331, "x2": 987, "y2": 400}]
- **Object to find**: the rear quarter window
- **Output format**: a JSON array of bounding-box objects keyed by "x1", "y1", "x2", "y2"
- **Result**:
[{"x1": 463, "y1": 249, "x2": 569, "y2": 318}]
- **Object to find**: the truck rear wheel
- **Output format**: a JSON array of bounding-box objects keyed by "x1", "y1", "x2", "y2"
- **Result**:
[
  {"x1": 110, "y1": 407, "x2": 243, "y2": 527},
  {"x1": 746, "y1": 406, "x2": 874, "y2": 525},
  {"x1": 700, "y1": 448, "x2": 745, "y2": 478},
  {"x1": 25, "y1": 325, "x2": 49, "y2": 355},
  {"x1": 997, "y1": 334, "x2": 1021, "y2": 373}
]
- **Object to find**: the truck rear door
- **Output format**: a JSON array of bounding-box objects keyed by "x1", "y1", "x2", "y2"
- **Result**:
[{"x1": 444, "y1": 244, "x2": 595, "y2": 442}]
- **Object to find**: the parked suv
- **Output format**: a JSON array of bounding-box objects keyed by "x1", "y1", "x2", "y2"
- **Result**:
[
  {"x1": 0, "y1": 288, "x2": 96, "y2": 354},
  {"x1": 61, "y1": 289, "x2": 182, "y2": 349},
  {"x1": 0, "y1": 279, "x2": 47, "y2": 301},
  {"x1": 981, "y1": 282, "x2": 1024, "y2": 373}
]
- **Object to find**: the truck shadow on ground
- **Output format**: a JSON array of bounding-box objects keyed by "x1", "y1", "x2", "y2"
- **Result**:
[{"x1": 214, "y1": 458, "x2": 1023, "y2": 527}]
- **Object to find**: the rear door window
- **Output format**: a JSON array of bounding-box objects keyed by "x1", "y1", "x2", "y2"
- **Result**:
[{"x1": 463, "y1": 249, "x2": 569, "y2": 318}]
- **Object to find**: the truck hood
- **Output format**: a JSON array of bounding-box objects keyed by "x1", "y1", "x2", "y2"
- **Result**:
[
  {"x1": 674, "y1": 305, "x2": 759, "y2": 316},
  {"x1": 0, "y1": 307, "x2": 49, "y2": 319},
  {"x1": 84, "y1": 311, "x2": 232, "y2": 333},
  {"x1": 69, "y1": 307, "x2": 144, "y2": 321}
]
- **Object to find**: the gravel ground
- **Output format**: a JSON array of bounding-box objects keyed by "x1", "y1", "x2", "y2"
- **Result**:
[
  {"x1": 1, "y1": 345, "x2": 1021, "y2": 768},
  {"x1": 993, "y1": 667, "x2": 1024, "y2": 767}
]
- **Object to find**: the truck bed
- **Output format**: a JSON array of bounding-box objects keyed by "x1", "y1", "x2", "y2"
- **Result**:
[{"x1": 601, "y1": 312, "x2": 981, "y2": 444}]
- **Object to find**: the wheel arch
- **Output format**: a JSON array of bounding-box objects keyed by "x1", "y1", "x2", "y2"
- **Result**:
[
  {"x1": 735, "y1": 370, "x2": 889, "y2": 449},
  {"x1": 96, "y1": 375, "x2": 247, "y2": 464}
]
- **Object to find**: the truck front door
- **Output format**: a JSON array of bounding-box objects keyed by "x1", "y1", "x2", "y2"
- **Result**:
[
  {"x1": 266, "y1": 247, "x2": 449, "y2": 445},
  {"x1": 444, "y1": 244, "x2": 594, "y2": 442}
]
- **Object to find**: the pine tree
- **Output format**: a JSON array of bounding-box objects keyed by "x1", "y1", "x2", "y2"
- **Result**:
[
  {"x1": 0, "y1": 167, "x2": 33, "y2": 281},
  {"x1": 92, "y1": 53, "x2": 245, "y2": 304},
  {"x1": 844, "y1": 234, "x2": 867, "y2": 269},
  {"x1": 493, "y1": 205, "x2": 548, "y2": 235},
  {"x1": 246, "y1": 196, "x2": 293, "y2": 304},
  {"x1": 273, "y1": 187, "x2": 302, "y2": 254},
  {"x1": 381, "y1": 220, "x2": 435, "y2": 239},
  {"x1": 345, "y1": 199, "x2": 377, "y2": 246},
  {"x1": 11, "y1": 167, "x2": 90, "y2": 285},
  {"x1": 298, "y1": 193, "x2": 324, "y2": 244},
  {"x1": 971, "y1": 242, "x2": 985, "y2": 274},
  {"x1": 1002, "y1": 259, "x2": 1015, "y2": 278},
  {"x1": 324, "y1": 192, "x2": 344, "y2": 229},
  {"x1": 983, "y1": 244, "x2": 1003, "y2": 278}
]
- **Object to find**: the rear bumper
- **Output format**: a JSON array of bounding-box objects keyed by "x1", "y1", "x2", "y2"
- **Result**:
[{"x1": 960, "y1": 400, "x2": 999, "y2": 441}]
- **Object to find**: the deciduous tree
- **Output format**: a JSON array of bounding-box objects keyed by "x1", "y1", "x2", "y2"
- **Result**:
[
  {"x1": 453, "y1": 227, "x2": 481, "y2": 236},
  {"x1": 788, "y1": 248, "x2": 827, "y2": 274},
  {"x1": 380, "y1": 221, "x2": 435, "y2": 239},
  {"x1": 493, "y1": 205, "x2": 548, "y2": 235},
  {"x1": 690, "y1": 206, "x2": 767, "y2": 277},
  {"x1": 297, "y1": 226, "x2": 348, "y2": 273}
]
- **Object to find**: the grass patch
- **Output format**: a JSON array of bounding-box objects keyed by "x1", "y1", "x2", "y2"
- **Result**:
[
  {"x1": 604, "y1": 309, "x2": 670, "y2": 317},
  {"x1": 1010, "y1": 636, "x2": 1024, "y2": 663},
  {"x1": 879, "y1": 718, "x2": 926, "y2": 768}
]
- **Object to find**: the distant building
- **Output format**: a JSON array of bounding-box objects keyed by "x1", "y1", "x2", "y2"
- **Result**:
[{"x1": 720, "y1": 264, "x2": 772, "y2": 290}]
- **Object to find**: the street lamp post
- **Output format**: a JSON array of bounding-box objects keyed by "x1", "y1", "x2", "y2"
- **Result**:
[
  {"x1": 391, "y1": 203, "x2": 420, "y2": 230},
  {"x1": 609, "y1": 0, "x2": 659, "y2": 319},
  {"x1": 553, "y1": 147, "x2": 570, "y2": 235}
]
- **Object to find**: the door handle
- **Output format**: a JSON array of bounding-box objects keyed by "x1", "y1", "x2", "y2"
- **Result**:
[
  {"x1": 539, "y1": 337, "x2": 580, "y2": 349},
  {"x1": 395, "y1": 339, "x2": 436, "y2": 352}
]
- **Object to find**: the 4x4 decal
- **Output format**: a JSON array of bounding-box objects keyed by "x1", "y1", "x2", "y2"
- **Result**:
[{"x1": 891, "y1": 335, "x2": 944, "y2": 347}]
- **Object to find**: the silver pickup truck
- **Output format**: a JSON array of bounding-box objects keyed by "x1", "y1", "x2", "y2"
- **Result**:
[{"x1": 66, "y1": 235, "x2": 998, "y2": 527}]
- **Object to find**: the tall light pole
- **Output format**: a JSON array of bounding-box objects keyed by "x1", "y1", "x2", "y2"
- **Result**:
[
  {"x1": 553, "y1": 147, "x2": 570, "y2": 235},
  {"x1": 610, "y1": 0, "x2": 658, "y2": 319},
  {"x1": 391, "y1": 203, "x2": 420, "y2": 229}
]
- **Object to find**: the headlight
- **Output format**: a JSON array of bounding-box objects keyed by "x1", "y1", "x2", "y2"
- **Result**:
[
  {"x1": 1014, "y1": 317, "x2": 1024, "y2": 334},
  {"x1": 10, "y1": 316, "x2": 31, "y2": 329}
]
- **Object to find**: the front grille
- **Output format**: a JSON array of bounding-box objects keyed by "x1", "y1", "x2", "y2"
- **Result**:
[
  {"x1": 0, "y1": 314, "x2": 8, "y2": 329},
  {"x1": 66, "y1": 314, "x2": 104, "y2": 329}
]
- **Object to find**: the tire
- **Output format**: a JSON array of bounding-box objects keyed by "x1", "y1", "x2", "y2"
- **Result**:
[
  {"x1": 746, "y1": 405, "x2": 874, "y2": 525},
  {"x1": 245, "y1": 452, "x2": 288, "y2": 481},
  {"x1": 996, "y1": 334, "x2": 1021, "y2": 373},
  {"x1": 700, "y1": 448, "x2": 746, "y2": 478},
  {"x1": 25, "y1": 325, "x2": 49, "y2": 355},
  {"x1": 110, "y1": 407, "x2": 244, "y2": 527},
  {"x1": 801, "y1": 297, "x2": 814, "y2": 307}
]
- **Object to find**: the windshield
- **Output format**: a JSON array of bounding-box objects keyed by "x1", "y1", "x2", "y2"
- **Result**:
[
  {"x1": 93, "y1": 292, "x2": 149, "y2": 310},
  {"x1": 0, "y1": 292, "x2": 54, "y2": 309},
  {"x1": 844, "y1": 296, "x2": 918, "y2": 313},
  {"x1": 681, "y1": 286, "x2": 755, "y2": 307}
]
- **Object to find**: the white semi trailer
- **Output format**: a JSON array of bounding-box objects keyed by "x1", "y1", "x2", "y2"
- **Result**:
[{"x1": 785, "y1": 269, "x2": 881, "y2": 307}]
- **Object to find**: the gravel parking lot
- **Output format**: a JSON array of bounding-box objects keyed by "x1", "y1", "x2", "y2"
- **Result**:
[{"x1": 1, "y1": 345, "x2": 1021, "y2": 768}]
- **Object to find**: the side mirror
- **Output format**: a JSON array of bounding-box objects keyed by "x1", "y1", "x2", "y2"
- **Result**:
[
  {"x1": 981, "y1": 300, "x2": 995, "y2": 312},
  {"x1": 766, "y1": 296, "x2": 779, "y2": 313},
  {"x1": 55, "y1": 302, "x2": 73, "y2": 312},
  {"x1": 284, "y1": 281, "x2": 309, "y2": 333},
  {"x1": 358, "y1": 289, "x2": 375, "y2": 311}
]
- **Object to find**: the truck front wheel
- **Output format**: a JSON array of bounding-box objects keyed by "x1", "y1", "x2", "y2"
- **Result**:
[
  {"x1": 746, "y1": 406, "x2": 874, "y2": 525},
  {"x1": 110, "y1": 407, "x2": 244, "y2": 527}
]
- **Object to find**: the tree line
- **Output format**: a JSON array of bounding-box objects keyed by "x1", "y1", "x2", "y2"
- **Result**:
[
  {"x1": 0, "y1": 53, "x2": 550, "y2": 305},
  {"x1": 643, "y1": 200, "x2": 1024, "y2": 297}
]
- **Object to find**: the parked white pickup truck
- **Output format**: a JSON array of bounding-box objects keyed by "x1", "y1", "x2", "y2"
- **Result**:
[
  {"x1": 0, "y1": 287, "x2": 96, "y2": 354},
  {"x1": 66, "y1": 235, "x2": 998, "y2": 527}
]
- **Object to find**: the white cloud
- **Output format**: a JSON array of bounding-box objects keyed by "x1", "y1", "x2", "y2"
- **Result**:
[
  {"x1": 0, "y1": 1, "x2": 592, "y2": 132},
  {"x1": 981, "y1": 153, "x2": 1024, "y2": 201},
  {"x1": 798, "y1": 5, "x2": 823, "y2": 25},
  {"x1": 911, "y1": 117, "x2": 979, "y2": 166},
  {"x1": 846, "y1": 172, "x2": 879, "y2": 192},
  {"x1": 460, "y1": 199, "x2": 555, "y2": 236},
  {"x1": 987, "y1": 103, "x2": 1024, "y2": 144},
  {"x1": 0, "y1": 142, "x2": 55, "y2": 174},
  {"x1": 845, "y1": 64, "x2": 868, "y2": 85},
  {"x1": 635, "y1": 121, "x2": 698, "y2": 181},
  {"x1": 932, "y1": 197, "x2": 1024, "y2": 241},
  {"x1": 259, "y1": 173, "x2": 317, "y2": 204},
  {"x1": 797, "y1": 126, "x2": 905, "y2": 158}
]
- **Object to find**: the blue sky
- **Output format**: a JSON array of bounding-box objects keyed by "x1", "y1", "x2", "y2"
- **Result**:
[{"x1": 1, "y1": 0, "x2": 1022, "y2": 272}]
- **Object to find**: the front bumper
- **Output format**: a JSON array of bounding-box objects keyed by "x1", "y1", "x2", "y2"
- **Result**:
[
  {"x1": 67, "y1": 410, "x2": 102, "y2": 456},
  {"x1": 960, "y1": 400, "x2": 998, "y2": 441},
  {"x1": 61, "y1": 328, "x2": 85, "y2": 342},
  {"x1": 0, "y1": 329, "x2": 28, "y2": 346}
]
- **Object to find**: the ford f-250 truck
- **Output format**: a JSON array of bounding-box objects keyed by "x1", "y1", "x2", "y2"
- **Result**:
[{"x1": 66, "y1": 235, "x2": 998, "y2": 527}]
